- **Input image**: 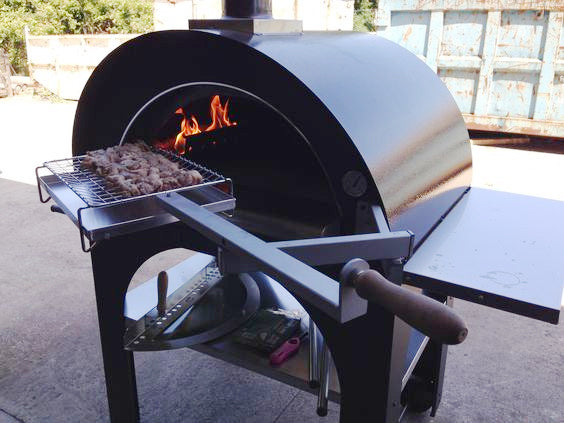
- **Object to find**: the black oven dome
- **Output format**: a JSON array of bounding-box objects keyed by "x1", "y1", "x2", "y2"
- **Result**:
[{"x1": 73, "y1": 29, "x2": 471, "y2": 244}]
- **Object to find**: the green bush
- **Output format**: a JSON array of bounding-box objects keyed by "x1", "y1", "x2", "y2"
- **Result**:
[
  {"x1": 353, "y1": 0, "x2": 377, "y2": 32},
  {"x1": 0, "y1": 0, "x2": 153, "y2": 74}
]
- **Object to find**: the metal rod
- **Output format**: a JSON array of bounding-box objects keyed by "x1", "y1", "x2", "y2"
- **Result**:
[
  {"x1": 316, "y1": 338, "x2": 330, "y2": 416},
  {"x1": 219, "y1": 231, "x2": 413, "y2": 274},
  {"x1": 308, "y1": 318, "x2": 319, "y2": 388}
]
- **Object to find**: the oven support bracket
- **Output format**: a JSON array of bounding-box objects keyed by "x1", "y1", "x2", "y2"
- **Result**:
[
  {"x1": 85, "y1": 194, "x2": 451, "y2": 423},
  {"x1": 217, "y1": 231, "x2": 413, "y2": 274},
  {"x1": 157, "y1": 192, "x2": 413, "y2": 323}
]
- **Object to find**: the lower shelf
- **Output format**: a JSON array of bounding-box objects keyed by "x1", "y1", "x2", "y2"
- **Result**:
[
  {"x1": 191, "y1": 273, "x2": 429, "y2": 404},
  {"x1": 124, "y1": 254, "x2": 430, "y2": 404}
]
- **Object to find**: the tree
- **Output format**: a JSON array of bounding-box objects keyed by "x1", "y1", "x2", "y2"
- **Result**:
[
  {"x1": 0, "y1": 0, "x2": 153, "y2": 74},
  {"x1": 353, "y1": 0, "x2": 377, "y2": 32}
]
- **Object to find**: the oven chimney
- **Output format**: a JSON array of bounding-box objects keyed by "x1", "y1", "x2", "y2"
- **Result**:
[
  {"x1": 223, "y1": 0, "x2": 272, "y2": 19},
  {"x1": 189, "y1": 0, "x2": 301, "y2": 34}
]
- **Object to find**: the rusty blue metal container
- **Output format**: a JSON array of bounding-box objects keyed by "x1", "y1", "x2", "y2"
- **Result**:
[{"x1": 376, "y1": 0, "x2": 564, "y2": 137}]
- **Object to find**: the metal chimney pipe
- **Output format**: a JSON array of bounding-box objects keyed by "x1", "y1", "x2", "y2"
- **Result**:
[{"x1": 223, "y1": 0, "x2": 272, "y2": 19}]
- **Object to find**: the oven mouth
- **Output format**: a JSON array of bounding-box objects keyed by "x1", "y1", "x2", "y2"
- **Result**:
[{"x1": 119, "y1": 82, "x2": 341, "y2": 240}]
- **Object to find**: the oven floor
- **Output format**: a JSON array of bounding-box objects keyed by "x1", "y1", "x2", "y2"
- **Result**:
[{"x1": 1, "y1": 141, "x2": 564, "y2": 422}]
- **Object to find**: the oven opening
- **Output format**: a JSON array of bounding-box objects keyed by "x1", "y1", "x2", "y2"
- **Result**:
[{"x1": 124, "y1": 84, "x2": 341, "y2": 240}]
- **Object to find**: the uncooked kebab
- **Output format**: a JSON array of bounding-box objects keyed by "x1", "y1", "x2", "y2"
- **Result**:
[{"x1": 82, "y1": 142, "x2": 203, "y2": 197}]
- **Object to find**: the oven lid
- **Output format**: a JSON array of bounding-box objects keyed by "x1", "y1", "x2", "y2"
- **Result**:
[{"x1": 403, "y1": 187, "x2": 564, "y2": 324}]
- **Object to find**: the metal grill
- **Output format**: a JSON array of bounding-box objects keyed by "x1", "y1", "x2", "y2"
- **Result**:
[{"x1": 43, "y1": 147, "x2": 228, "y2": 207}]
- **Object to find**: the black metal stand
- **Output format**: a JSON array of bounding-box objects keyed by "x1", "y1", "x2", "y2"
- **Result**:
[
  {"x1": 90, "y1": 222, "x2": 214, "y2": 423},
  {"x1": 89, "y1": 223, "x2": 446, "y2": 423}
]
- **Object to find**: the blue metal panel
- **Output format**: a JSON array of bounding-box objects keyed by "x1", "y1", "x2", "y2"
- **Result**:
[{"x1": 376, "y1": 0, "x2": 564, "y2": 137}]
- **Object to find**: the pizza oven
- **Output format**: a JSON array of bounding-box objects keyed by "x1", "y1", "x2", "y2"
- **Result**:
[
  {"x1": 35, "y1": 1, "x2": 564, "y2": 422},
  {"x1": 71, "y1": 26, "x2": 472, "y2": 245}
]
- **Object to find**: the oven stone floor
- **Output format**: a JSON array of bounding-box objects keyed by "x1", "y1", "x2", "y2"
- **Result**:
[{"x1": 0, "y1": 95, "x2": 563, "y2": 422}]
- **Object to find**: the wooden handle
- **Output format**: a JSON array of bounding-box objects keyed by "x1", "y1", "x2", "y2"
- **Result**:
[
  {"x1": 157, "y1": 271, "x2": 168, "y2": 317},
  {"x1": 341, "y1": 259, "x2": 467, "y2": 345}
]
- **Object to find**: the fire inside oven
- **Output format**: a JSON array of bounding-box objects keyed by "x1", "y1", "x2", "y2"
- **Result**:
[{"x1": 123, "y1": 84, "x2": 340, "y2": 240}]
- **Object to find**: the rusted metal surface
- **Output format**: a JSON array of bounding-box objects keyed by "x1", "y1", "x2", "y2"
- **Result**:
[{"x1": 376, "y1": 0, "x2": 564, "y2": 137}]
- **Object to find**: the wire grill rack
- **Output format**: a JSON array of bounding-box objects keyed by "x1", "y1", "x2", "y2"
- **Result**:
[{"x1": 42, "y1": 147, "x2": 229, "y2": 208}]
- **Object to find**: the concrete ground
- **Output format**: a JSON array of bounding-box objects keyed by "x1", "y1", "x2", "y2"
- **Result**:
[{"x1": 0, "y1": 96, "x2": 563, "y2": 422}]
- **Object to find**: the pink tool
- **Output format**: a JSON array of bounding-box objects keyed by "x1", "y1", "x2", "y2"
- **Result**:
[{"x1": 270, "y1": 332, "x2": 308, "y2": 366}]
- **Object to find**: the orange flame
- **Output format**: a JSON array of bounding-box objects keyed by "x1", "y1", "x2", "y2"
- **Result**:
[
  {"x1": 172, "y1": 96, "x2": 236, "y2": 155},
  {"x1": 206, "y1": 95, "x2": 236, "y2": 131}
]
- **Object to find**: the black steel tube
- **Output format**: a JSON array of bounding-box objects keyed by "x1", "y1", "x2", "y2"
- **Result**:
[{"x1": 223, "y1": 0, "x2": 272, "y2": 18}]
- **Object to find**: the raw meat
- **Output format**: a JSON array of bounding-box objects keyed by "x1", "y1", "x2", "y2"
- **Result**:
[{"x1": 82, "y1": 142, "x2": 203, "y2": 197}]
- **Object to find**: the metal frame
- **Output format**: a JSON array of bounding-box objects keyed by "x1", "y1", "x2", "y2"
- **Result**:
[
  {"x1": 218, "y1": 231, "x2": 414, "y2": 274},
  {"x1": 38, "y1": 171, "x2": 450, "y2": 422},
  {"x1": 156, "y1": 192, "x2": 453, "y2": 421},
  {"x1": 157, "y1": 192, "x2": 413, "y2": 323},
  {"x1": 73, "y1": 220, "x2": 445, "y2": 423}
]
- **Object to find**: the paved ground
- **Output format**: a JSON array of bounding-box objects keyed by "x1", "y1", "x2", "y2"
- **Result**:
[{"x1": 0, "y1": 96, "x2": 563, "y2": 422}]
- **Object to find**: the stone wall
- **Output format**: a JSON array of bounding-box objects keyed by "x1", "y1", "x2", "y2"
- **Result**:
[{"x1": 26, "y1": 33, "x2": 138, "y2": 100}]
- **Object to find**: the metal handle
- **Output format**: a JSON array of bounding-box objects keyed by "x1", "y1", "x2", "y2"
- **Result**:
[
  {"x1": 157, "y1": 271, "x2": 168, "y2": 317},
  {"x1": 341, "y1": 259, "x2": 468, "y2": 345}
]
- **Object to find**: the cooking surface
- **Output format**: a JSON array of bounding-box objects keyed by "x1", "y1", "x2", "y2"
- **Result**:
[
  {"x1": 404, "y1": 187, "x2": 564, "y2": 323},
  {"x1": 43, "y1": 147, "x2": 227, "y2": 207}
]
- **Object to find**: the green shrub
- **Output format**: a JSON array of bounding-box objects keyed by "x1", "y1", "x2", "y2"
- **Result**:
[
  {"x1": 0, "y1": 0, "x2": 153, "y2": 74},
  {"x1": 353, "y1": 0, "x2": 377, "y2": 32}
]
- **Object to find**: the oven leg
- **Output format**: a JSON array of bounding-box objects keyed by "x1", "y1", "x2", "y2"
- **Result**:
[
  {"x1": 423, "y1": 294, "x2": 450, "y2": 417},
  {"x1": 429, "y1": 295, "x2": 450, "y2": 417},
  {"x1": 91, "y1": 241, "x2": 140, "y2": 423},
  {"x1": 306, "y1": 303, "x2": 410, "y2": 422},
  {"x1": 402, "y1": 293, "x2": 450, "y2": 417},
  {"x1": 88, "y1": 223, "x2": 214, "y2": 422}
]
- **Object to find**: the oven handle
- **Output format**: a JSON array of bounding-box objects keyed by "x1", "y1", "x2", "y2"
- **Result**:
[{"x1": 341, "y1": 258, "x2": 468, "y2": 345}]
